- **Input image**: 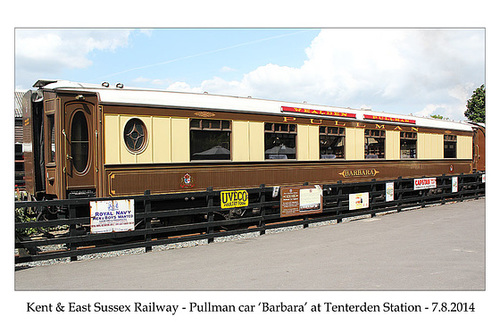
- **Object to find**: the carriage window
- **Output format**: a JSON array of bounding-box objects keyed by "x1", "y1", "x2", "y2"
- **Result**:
[
  {"x1": 400, "y1": 131, "x2": 417, "y2": 159},
  {"x1": 365, "y1": 129, "x2": 385, "y2": 159},
  {"x1": 190, "y1": 119, "x2": 231, "y2": 160},
  {"x1": 124, "y1": 118, "x2": 148, "y2": 153},
  {"x1": 47, "y1": 114, "x2": 56, "y2": 163},
  {"x1": 319, "y1": 126, "x2": 345, "y2": 159},
  {"x1": 265, "y1": 123, "x2": 296, "y2": 159},
  {"x1": 444, "y1": 134, "x2": 457, "y2": 158},
  {"x1": 71, "y1": 111, "x2": 89, "y2": 173}
]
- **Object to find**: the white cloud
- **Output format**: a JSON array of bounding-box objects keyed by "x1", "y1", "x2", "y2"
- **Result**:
[
  {"x1": 165, "y1": 29, "x2": 484, "y2": 121},
  {"x1": 167, "y1": 81, "x2": 203, "y2": 93},
  {"x1": 416, "y1": 104, "x2": 451, "y2": 118},
  {"x1": 15, "y1": 29, "x2": 131, "y2": 87},
  {"x1": 18, "y1": 29, "x2": 483, "y2": 121}
]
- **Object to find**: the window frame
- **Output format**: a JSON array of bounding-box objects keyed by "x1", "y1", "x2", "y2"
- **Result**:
[
  {"x1": 45, "y1": 113, "x2": 56, "y2": 164},
  {"x1": 123, "y1": 118, "x2": 148, "y2": 154},
  {"x1": 190, "y1": 118, "x2": 232, "y2": 161},
  {"x1": 319, "y1": 126, "x2": 345, "y2": 159},
  {"x1": 444, "y1": 134, "x2": 457, "y2": 159},
  {"x1": 400, "y1": 131, "x2": 417, "y2": 159},
  {"x1": 264, "y1": 122, "x2": 297, "y2": 160},
  {"x1": 364, "y1": 129, "x2": 386, "y2": 159},
  {"x1": 70, "y1": 110, "x2": 90, "y2": 174}
]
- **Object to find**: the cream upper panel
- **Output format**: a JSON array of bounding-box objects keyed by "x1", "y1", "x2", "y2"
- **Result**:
[
  {"x1": 457, "y1": 135, "x2": 473, "y2": 159},
  {"x1": 104, "y1": 114, "x2": 187, "y2": 164},
  {"x1": 345, "y1": 127, "x2": 364, "y2": 160},
  {"x1": 232, "y1": 121, "x2": 265, "y2": 162},
  {"x1": 105, "y1": 115, "x2": 266, "y2": 164},
  {"x1": 104, "y1": 114, "x2": 120, "y2": 164},
  {"x1": 385, "y1": 130, "x2": 400, "y2": 160},
  {"x1": 417, "y1": 133, "x2": 444, "y2": 159},
  {"x1": 104, "y1": 113, "x2": 473, "y2": 165},
  {"x1": 297, "y1": 124, "x2": 320, "y2": 161},
  {"x1": 170, "y1": 118, "x2": 190, "y2": 163}
]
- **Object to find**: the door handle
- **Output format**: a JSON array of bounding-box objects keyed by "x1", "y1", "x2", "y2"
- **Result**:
[
  {"x1": 95, "y1": 130, "x2": 99, "y2": 172},
  {"x1": 62, "y1": 129, "x2": 72, "y2": 174}
]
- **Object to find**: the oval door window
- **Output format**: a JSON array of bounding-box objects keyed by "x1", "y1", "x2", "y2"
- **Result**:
[
  {"x1": 124, "y1": 118, "x2": 148, "y2": 153},
  {"x1": 70, "y1": 111, "x2": 89, "y2": 173}
]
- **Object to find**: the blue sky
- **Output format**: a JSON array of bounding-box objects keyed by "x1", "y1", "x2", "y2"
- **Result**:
[
  {"x1": 15, "y1": 29, "x2": 319, "y2": 88},
  {"x1": 15, "y1": 28, "x2": 485, "y2": 121},
  {"x1": 96, "y1": 29, "x2": 319, "y2": 86}
]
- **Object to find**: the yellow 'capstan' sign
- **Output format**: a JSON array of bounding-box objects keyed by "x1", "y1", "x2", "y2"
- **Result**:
[{"x1": 220, "y1": 190, "x2": 249, "y2": 209}]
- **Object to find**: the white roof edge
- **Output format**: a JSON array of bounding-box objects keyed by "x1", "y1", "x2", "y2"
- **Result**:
[{"x1": 40, "y1": 80, "x2": 474, "y2": 132}]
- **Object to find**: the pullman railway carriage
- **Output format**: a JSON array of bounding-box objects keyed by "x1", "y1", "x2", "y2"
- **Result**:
[{"x1": 22, "y1": 80, "x2": 485, "y2": 204}]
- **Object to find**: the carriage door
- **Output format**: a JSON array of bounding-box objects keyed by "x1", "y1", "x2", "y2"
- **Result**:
[{"x1": 63, "y1": 101, "x2": 97, "y2": 194}]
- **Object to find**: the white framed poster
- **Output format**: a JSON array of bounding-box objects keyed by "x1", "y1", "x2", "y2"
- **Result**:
[
  {"x1": 452, "y1": 176, "x2": 459, "y2": 193},
  {"x1": 349, "y1": 192, "x2": 369, "y2": 210},
  {"x1": 386, "y1": 182, "x2": 394, "y2": 202}
]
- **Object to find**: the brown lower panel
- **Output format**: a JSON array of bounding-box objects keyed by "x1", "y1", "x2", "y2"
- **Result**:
[{"x1": 103, "y1": 160, "x2": 473, "y2": 197}]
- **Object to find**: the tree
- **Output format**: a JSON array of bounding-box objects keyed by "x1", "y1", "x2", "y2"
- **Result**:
[
  {"x1": 430, "y1": 114, "x2": 449, "y2": 120},
  {"x1": 465, "y1": 84, "x2": 485, "y2": 123}
]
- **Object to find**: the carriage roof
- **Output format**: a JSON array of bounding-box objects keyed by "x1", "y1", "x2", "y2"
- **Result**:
[{"x1": 36, "y1": 80, "x2": 475, "y2": 132}]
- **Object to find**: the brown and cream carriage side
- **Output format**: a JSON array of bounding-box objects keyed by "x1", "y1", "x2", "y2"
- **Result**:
[{"x1": 22, "y1": 80, "x2": 485, "y2": 200}]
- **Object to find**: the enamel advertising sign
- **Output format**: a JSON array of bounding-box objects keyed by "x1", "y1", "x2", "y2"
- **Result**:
[
  {"x1": 220, "y1": 190, "x2": 249, "y2": 209},
  {"x1": 413, "y1": 178, "x2": 437, "y2": 190},
  {"x1": 90, "y1": 199, "x2": 135, "y2": 234}
]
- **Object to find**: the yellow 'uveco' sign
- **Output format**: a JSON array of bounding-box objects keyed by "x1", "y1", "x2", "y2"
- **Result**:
[{"x1": 220, "y1": 190, "x2": 249, "y2": 209}]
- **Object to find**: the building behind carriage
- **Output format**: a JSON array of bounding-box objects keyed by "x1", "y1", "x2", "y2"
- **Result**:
[{"x1": 15, "y1": 91, "x2": 26, "y2": 188}]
